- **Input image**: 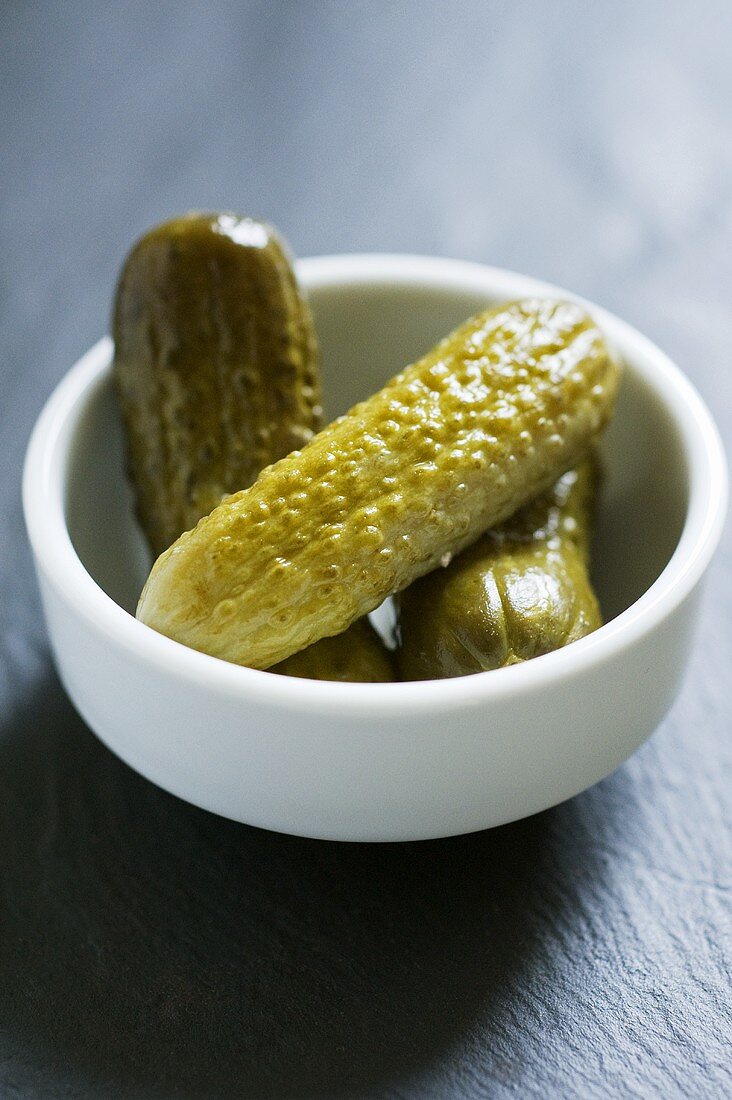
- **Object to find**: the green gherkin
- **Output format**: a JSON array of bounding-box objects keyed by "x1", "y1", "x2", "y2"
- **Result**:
[
  {"x1": 113, "y1": 212, "x2": 322, "y2": 558},
  {"x1": 396, "y1": 459, "x2": 601, "y2": 679},
  {"x1": 137, "y1": 298, "x2": 619, "y2": 671},
  {"x1": 113, "y1": 212, "x2": 394, "y2": 681},
  {"x1": 273, "y1": 617, "x2": 395, "y2": 682}
]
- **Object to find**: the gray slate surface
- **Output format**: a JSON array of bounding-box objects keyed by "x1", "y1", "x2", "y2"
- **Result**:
[{"x1": 1, "y1": 2, "x2": 730, "y2": 1097}]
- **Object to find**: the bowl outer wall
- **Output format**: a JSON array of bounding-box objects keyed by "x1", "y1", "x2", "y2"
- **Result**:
[
  {"x1": 37, "y1": 563, "x2": 702, "y2": 840},
  {"x1": 23, "y1": 256, "x2": 728, "y2": 840}
]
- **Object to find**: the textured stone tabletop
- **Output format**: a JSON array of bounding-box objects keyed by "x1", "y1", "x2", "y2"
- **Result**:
[{"x1": 1, "y1": 2, "x2": 730, "y2": 1096}]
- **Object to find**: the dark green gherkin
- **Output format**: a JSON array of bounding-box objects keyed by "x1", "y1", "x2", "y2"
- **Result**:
[
  {"x1": 113, "y1": 211, "x2": 322, "y2": 558},
  {"x1": 273, "y1": 618, "x2": 395, "y2": 682},
  {"x1": 396, "y1": 459, "x2": 602, "y2": 679}
]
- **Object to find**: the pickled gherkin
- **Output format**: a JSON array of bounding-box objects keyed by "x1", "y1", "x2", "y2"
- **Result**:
[
  {"x1": 137, "y1": 298, "x2": 620, "y2": 670},
  {"x1": 273, "y1": 617, "x2": 395, "y2": 681},
  {"x1": 113, "y1": 212, "x2": 322, "y2": 558},
  {"x1": 396, "y1": 459, "x2": 601, "y2": 679}
]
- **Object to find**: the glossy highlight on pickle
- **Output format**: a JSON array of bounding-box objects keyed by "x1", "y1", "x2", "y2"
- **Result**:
[
  {"x1": 396, "y1": 459, "x2": 602, "y2": 679},
  {"x1": 137, "y1": 298, "x2": 620, "y2": 670}
]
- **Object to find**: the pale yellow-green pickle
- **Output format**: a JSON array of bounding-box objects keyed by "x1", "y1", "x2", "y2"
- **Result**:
[
  {"x1": 396, "y1": 459, "x2": 602, "y2": 679},
  {"x1": 137, "y1": 298, "x2": 620, "y2": 670}
]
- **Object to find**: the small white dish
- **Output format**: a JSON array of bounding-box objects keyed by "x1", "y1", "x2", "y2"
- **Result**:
[{"x1": 23, "y1": 256, "x2": 727, "y2": 841}]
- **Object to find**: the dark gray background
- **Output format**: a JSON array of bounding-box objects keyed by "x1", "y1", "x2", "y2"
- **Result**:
[{"x1": 2, "y1": 2, "x2": 731, "y2": 1097}]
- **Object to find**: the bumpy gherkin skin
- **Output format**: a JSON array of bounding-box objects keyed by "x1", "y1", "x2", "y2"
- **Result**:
[
  {"x1": 137, "y1": 298, "x2": 620, "y2": 670},
  {"x1": 396, "y1": 459, "x2": 601, "y2": 679},
  {"x1": 113, "y1": 212, "x2": 322, "y2": 558},
  {"x1": 273, "y1": 618, "x2": 395, "y2": 681}
]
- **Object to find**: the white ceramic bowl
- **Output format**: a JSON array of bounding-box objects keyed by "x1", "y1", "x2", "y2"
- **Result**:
[{"x1": 24, "y1": 255, "x2": 727, "y2": 841}]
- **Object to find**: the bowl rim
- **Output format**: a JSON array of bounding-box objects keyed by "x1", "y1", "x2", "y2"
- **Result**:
[{"x1": 23, "y1": 253, "x2": 728, "y2": 716}]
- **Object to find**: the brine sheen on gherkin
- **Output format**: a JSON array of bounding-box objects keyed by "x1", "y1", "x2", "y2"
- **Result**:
[
  {"x1": 396, "y1": 459, "x2": 602, "y2": 679},
  {"x1": 113, "y1": 212, "x2": 322, "y2": 558},
  {"x1": 137, "y1": 298, "x2": 620, "y2": 670}
]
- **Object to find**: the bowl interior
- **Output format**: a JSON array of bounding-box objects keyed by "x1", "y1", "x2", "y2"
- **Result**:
[{"x1": 65, "y1": 280, "x2": 689, "y2": 631}]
